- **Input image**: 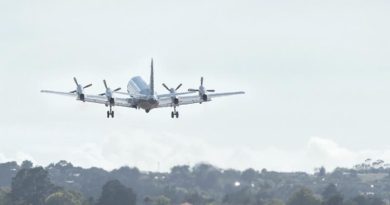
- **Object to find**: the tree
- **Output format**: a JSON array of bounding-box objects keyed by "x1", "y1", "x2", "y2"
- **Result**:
[
  {"x1": 21, "y1": 160, "x2": 33, "y2": 169},
  {"x1": 223, "y1": 187, "x2": 263, "y2": 205},
  {"x1": 322, "y1": 183, "x2": 340, "y2": 201},
  {"x1": 350, "y1": 195, "x2": 385, "y2": 205},
  {"x1": 186, "y1": 191, "x2": 214, "y2": 205},
  {"x1": 0, "y1": 188, "x2": 10, "y2": 205},
  {"x1": 9, "y1": 167, "x2": 57, "y2": 205},
  {"x1": 45, "y1": 190, "x2": 84, "y2": 205},
  {"x1": 154, "y1": 195, "x2": 171, "y2": 205},
  {"x1": 192, "y1": 163, "x2": 221, "y2": 190},
  {"x1": 96, "y1": 180, "x2": 136, "y2": 205},
  {"x1": 317, "y1": 167, "x2": 326, "y2": 177},
  {"x1": 324, "y1": 194, "x2": 343, "y2": 205},
  {"x1": 241, "y1": 168, "x2": 258, "y2": 183},
  {"x1": 0, "y1": 162, "x2": 19, "y2": 187},
  {"x1": 287, "y1": 188, "x2": 321, "y2": 205},
  {"x1": 322, "y1": 184, "x2": 343, "y2": 205},
  {"x1": 170, "y1": 165, "x2": 193, "y2": 188},
  {"x1": 266, "y1": 199, "x2": 285, "y2": 205}
]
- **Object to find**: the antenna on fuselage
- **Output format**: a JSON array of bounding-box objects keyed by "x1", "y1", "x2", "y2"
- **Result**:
[{"x1": 150, "y1": 58, "x2": 154, "y2": 96}]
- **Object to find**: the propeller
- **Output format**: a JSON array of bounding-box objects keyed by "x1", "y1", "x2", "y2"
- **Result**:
[
  {"x1": 162, "y1": 83, "x2": 183, "y2": 105},
  {"x1": 69, "y1": 77, "x2": 92, "y2": 102},
  {"x1": 162, "y1": 83, "x2": 182, "y2": 93},
  {"x1": 99, "y1": 80, "x2": 121, "y2": 106},
  {"x1": 188, "y1": 77, "x2": 215, "y2": 93},
  {"x1": 99, "y1": 80, "x2": 121, "y2": 96},
  {"x1": 70, "y1": 77, "x2": 92, "y2": 93}
]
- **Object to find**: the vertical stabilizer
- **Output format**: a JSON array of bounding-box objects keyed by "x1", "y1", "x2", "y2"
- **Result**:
[{"x1": 150, "y1": 58, "x2": 154, "y2": 95}]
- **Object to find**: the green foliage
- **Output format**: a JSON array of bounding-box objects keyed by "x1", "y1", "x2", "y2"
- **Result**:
[
  {"x1": 266, "y1": 199, "x2": 285, "y2": 205},
  {"x1": 96, "y1": 180, "x2": 136, "y2": 205},
  {"x1": 348, "y1": 195, "x2": 385, "y2": 205},
  {"x1": 0, "y1": 188, "x2": 10, "y2": 205},
  {"x1": 241, "y1": 169, "x2": 258, "y2": 183},
  {"x1": 21, "y1": 160, "x2": 33, "y2": 169},
  {"x1": 324, "y1": 194, "x2": 343, "y2": 205},
  {"x1": 223, "y1": 187, "x2": 268, "y2": 205},
  {"x1": 45, "y1": 190, "x2": 84, "y2": 205},
  {"x1": 185, "y1": 191, "x2": 214, "y2": 205},
  {"x1": 318, "y1": 167, "x2": 326, "y2": 177},
  {"x1": 287, "y1": 188, "x2": 321, "y2": 205},
  {"x1": 322, "y1": 183, "x2": 339, "y2": 200},
  {"x1": 10, "y1": 167, "x2": 57, "y2": 205},
  {"x1": 0, "y1": 162, "x2": 19, "y2": 187},
  {"x1": 154, "y1": 195, "x2": 171, "y2": 205},
  {"x1": 1, "y1": 160, "x2": 390, "y2": 205},
  {"x1": 193, "y1": 163, "x2": 221, "y2": 190},
  {"x1": 321, "y1": 183, "x2": 343, "y2": 205}
]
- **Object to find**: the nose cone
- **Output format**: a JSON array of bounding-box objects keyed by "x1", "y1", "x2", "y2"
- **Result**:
[
  {"x1": 106, "y1": 89, "x2": 113, "y2": 97},
  {"x1": 199, "y1": 86, "x2": 206, "y2": 95},
  {"x1": 77, "y1": 85, "x2": 83, "y2": 93}
]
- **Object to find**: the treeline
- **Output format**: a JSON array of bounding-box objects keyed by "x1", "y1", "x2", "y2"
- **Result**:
[
  {"x1": 0, "y1": 166, "x2": 135, "y2": 205},
  {"x1": 0, "y1": 159, "x2": 390, "y2": 205}
]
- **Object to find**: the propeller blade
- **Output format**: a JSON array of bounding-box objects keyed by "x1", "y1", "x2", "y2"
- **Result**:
[
  {"x1": 103, "y1": 80, "x2": 108, "y2": 89},
  {"x1": 70, "y1": 90, "x2": 77, "y2": 93},
  {"x1": 162, "y1": 83, "x2": 170, "y2": 92},
  {"x1": 188, "y1": 89, "x2": 199, "y2": 92},
  {"x1": 201, "y1": 77, "x2": 204, "y2": 86},
  {"x1": 83, "y1": 84, "x2": 92, "y2": 89},
  {"x1": 175, "y1": 84, "x2": 183, "y2": 91},
  {"x1": 207, "y1": 89, "x2": 215, "y2": 92},
  {"x1": 99, "y1": 93, "x2": 106, "y2": 96},
  {"x1": 113, "y1": 87, "x2": 121, "y2": 92},
  {"x1": 73, "y1": 77, "x2": 79, "y2": 86}
]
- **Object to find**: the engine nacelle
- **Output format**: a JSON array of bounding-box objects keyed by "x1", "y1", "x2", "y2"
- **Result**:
[
  {"x1": 202, "y1": 94, "x2": 208, "y2": 101},
  {"x1": 109, "y1": 97, "x2": 115, "y2": 105},
  {"x1": 173, "y1": 98, "x2": 179, "y2": 105},
  {"x1": 79, "y1": 94, "x2": 85, "y2": 101}
]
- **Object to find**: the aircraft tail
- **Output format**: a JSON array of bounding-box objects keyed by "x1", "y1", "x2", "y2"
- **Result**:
[{"x1": 150, "y1": 58, "x2": 154, "y2": 95}]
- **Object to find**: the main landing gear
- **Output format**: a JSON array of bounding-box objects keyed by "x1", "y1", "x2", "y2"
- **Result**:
[
  {"x1": 171, "y1": 107, "x2": 179, "y2": 119},
  {"x1": 107, "y1": 105, "x2": 114, "y2": 118}
]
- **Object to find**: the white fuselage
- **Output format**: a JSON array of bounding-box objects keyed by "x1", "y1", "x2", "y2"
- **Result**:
[{"x1": 127, "y1": 76, "x2": 158, "y2": 111}]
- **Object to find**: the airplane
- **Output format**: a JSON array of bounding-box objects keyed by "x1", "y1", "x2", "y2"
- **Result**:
[{"x1": 41, "y1": 59, "x2": 245, "y2": 118}]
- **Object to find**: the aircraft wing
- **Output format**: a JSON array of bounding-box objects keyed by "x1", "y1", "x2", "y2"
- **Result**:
[
  {"x1": 115, "y1": 91, "x2": 129, "y2": 95},
  {"x1": 157, "y1": 91, "x2": 195, "y2": 99},
  {"x1": 41, "y1": 90, "x2": 77, "y2": 97},
  {"x1": 207, "y1": 91, "x2": 245, "y2": 98},
  {"x1": 157, "y1": 91, "x2": 245, "y2": 108},
  {"x1": 41, "y1": 90, "x2": 136, "y2": 108},
  {"x1": 158, "y1": 95, "x2": 203, "y2": 108}
]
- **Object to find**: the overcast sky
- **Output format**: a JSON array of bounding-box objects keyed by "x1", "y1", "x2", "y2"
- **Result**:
[{"x1": 0, "y1": 0, "x2": 390, "y2": 172}]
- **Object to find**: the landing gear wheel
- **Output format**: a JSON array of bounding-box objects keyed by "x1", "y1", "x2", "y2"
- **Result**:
[
  {"x1": 111, "y1": 111, "x2": 114, "y2": 118},
  {"x1": 175, "y1": 112, "x2": 179, "y2": 118},
  {"x1": 107, "y1": 111, "x2": 110, "y2": 118},
  {"x1": 171, "y1": 112, "x2": 174, "y2": 118}
]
